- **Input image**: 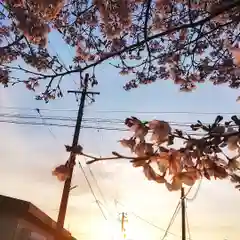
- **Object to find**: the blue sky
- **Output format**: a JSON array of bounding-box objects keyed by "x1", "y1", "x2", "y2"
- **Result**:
[{"x1": 1, "y1": 31, "x2": 240, "y2": 240}]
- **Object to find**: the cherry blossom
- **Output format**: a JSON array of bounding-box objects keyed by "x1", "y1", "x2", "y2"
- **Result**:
[
  {"x1": 85, "y1": 115, "x2": 240, "y2": 192},
  {"x1": 1, "y1": 0, "x2": 240, "y2": 101},
  {"x1": 52, "y1": 164, "x2": 70, "y2": 182}
]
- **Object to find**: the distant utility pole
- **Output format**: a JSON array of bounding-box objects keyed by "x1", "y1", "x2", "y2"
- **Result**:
[
  {"x1": 55, "y1": 73, "x2": 100, "y2": 239},
  {"x1": 120, "y1": 212, "x2": 128, "y2": 239},
  {"x1": 181, "y1": 187, "x2": 186, "y2": 240}
]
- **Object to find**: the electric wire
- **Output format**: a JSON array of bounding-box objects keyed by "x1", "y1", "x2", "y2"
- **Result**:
[
  {"x1": 0, "y1": 106, "x2": 78, "y2": 112},
  {"x1": 0, "y1": 119, "x2": 223, "y2": 138},
  {"x1": 84, "y1": 157, "x2": 108, "y2": 206},
  {"x1": 115, "y1": 200, "x2": 181, "y2": 239},
  {"x1": 0, "y1": 112, "x2": 238, "y2": 131},
  {"x1": 0, "y1": 113, "x2": 230, "y2": 137},
  {"x1": 1, "y1": 105, "x2": 240, "y2": 115},
  {"x1": 186, "y1": 179, "x2": 202, "y2": 202},
  {"x1": 97, "y1": 200, "x2": 119, "y2": 220},
  {"x1": 0, "y1": 119, "x2": 130, "y2": 131},
  {"x1": 77, "y1": 162, "x2": 117, "y2": 240},
  {"x1": 186, "y1": 202, "x2": 192, "y2": 240},
  {"x1": 83, "y1": 124, "x2": 118, "y2": 219},
  {"x1": 115, "y1": 195, "x2": 193, "y2": 240},
  {"x1": 160, "y1": 196, "x2": 193, "y2": 240},
  {"x1": 87, "y1": 123, "x2": 109, "y2": 205},
  {"x1": 82, "y1": 110, "x2": 240, "y2": 115},
  {"x1": 35, "y1": 108, "x2": 59, "y2": 142},
  {"x1": 77, "y1": 161, "x2": 108, "y2": 220},
  {"x1": 0, "y1": 112, "x2": 123, "y2": 123},
  {"x1": 0, "y1": 113, "x2": 124, "y2": 123},
  {"x1": 160, "y1": 201, "x2": 181, "y2": 240}
]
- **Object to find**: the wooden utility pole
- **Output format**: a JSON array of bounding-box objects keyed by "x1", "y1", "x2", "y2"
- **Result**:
[
  {"x1": 55, "y1": 73, "x2": 100, "y2": 239},
  {"x1": 120, "y1": 212, "x2": 128, "y2": 239},
  {"x1": 181, "y1": 187, "x2": 186, "y2": 240}
]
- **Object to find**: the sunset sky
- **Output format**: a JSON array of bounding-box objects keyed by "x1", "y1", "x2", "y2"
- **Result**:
[{"x1": 1, "y1": 31, "x2": 240, "y2": 240}]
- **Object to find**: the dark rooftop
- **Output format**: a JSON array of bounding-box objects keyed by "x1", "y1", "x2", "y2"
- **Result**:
[{"x1": 0, "y1": 194, "x2": 73, "y2": 239}]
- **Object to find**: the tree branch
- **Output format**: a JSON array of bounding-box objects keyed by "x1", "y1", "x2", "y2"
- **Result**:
[
  {"x1": 1, "y1": 35, "x2": 24, "y2": 50},
  {"x1": 31, "y1": 0, "x2": 240, "y2": 79},
  {"x1": 83, "y1": 151, "x2": 150, "y2": 164}
]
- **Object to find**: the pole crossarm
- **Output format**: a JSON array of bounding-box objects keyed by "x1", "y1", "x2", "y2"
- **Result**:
[{"x1": 67, "y1": 90, "x2": 100, "y2": 95}]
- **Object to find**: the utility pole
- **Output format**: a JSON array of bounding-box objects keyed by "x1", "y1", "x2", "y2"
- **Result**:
[
  {"x1": 55, "y1": 73, "x2": 100, "y2": 239},
  {"x1": 120, "y1": 212, "x2": 128, "y2": 239},
  {"x1": 181, "y1": 187, "x2": 186, "y2": 240}
]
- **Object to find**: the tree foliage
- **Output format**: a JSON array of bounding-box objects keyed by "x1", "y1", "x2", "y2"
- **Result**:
[
  {"x1": 84, "y1": 115, "x2": 240, "y2": 192},
  {"x1": 1, "y1": 0, "x2": 240, "y2": 100}
]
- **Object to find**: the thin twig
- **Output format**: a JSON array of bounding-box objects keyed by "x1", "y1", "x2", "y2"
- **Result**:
[{"x1": 83, "y1": 151, "x2": 151, "y2": 164}]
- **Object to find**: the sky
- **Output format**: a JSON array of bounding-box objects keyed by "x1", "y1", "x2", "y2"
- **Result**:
[{"x1": 1, "y1": 31, "x2": 240, "y2": 240}]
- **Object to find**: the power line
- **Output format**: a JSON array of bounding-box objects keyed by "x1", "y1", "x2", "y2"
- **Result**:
[
  {"x1": 186, "y1": 202, "x2": 192, "y2": 240},
  {"x1": 0, "y1": 106, "x2": 79, "y2": 112},
  {"x1": 115, "y1": 200, "x2": 182, "y2": 239},
  {"x1": 1, "y1": 112, "x2": 239, "y2": 131},
  {"x1": 84, "y1": 166, "x2": 195, "y2": 240},
  {"x1": 0, "y1": 112, "x2": 232, "y2": 130},
  {"x1": 82, "y1": 122, "x2": 118, "y2": 220},
  {"x1": 0, "y1": 119, "x2": 129, "y2": 131},
  {"x1": 87, "y1": 124, "x2": 108, "y2": 204},
  {"x1": 80, "y1": 110, "x2": 240, "y2": 115},
  {"x1": 84, "y1": 157, "x2": 108, "y2": 206},
  {"x1": 3, "y1": 110, "x2": 236, "y2": 138},
  {"x1": 36, "y1": 108, "x2": 59, "y2": 142},
  {"x1": 116, "y1": 197, "x2": 193, "y2": 240},
  {"x1": 0, "y1": 119, "x2": 214, "y2": 138},
  {"x1": 0, "y1": 113, "x2": 124, "y2": 123},
  {"x1": 1, "y1": 106, "x2": 240, "y2": 115},
  {"x1": 160, "y1": 188, "x2": 194, "y2": 240},
  {"x1": 186, "y1": 180, "x2": 202, "y2": 202},
  {"x1": 77, "y1": 161, "x2": 108, "y2": 220},
  {"x1": 83, "y1": 157, "x2": 120, "y2": 222},
  {"x1": 160, "y1": 202, "x2": 181, "y2": 240}
]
